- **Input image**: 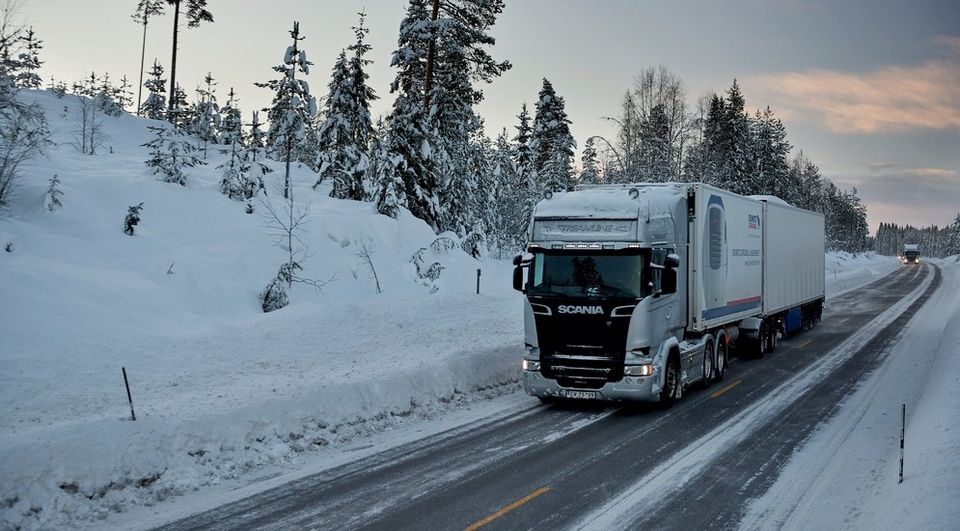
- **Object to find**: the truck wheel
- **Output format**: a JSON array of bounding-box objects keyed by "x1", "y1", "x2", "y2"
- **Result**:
[
  {"x1": 700, "y1": 340, "x2": 714, "y2": 389},
  {"x1": 658, "y1": 354, "x2": 681, "y2": 409},
  {"x1": 715, "y1": 337, "x2": 727, "y2": 381},
  {"x1": 769, "y1": 322, "x2": 779, "y2": 353},
  {"x1": 758, "y1": 323, "x2": 769, "y2": 358}
]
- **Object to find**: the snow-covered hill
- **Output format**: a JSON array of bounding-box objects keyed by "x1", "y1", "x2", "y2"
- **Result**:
[{"x1": 0, "y1": 91, "x2": 521, "y2": 530}]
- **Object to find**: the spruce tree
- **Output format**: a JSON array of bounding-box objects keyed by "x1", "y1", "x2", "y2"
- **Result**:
[
  {"x1": 14, "y1": 26, "x2": 41, "y2": 89},
  {"x1": 530, "y1": 78, "x2": 575, "y2": 191},
  {"x1": 219, "y1": 87, "x2": 243, "y2": 146},
  {"x1": 140, "y1": 59, "x2": 166, "y2": 120},
  {"x1": 189, "y1": 72, "x2": 220, "y2": 157},
  {"x1": 142, "y1": 125, "x2": 204, "y2": 185},
  {"x1": 45, "y1": 174, "x2": 63, "y2": 212},
  {"x1": 512, "y1": 102, "x2": 532, "y2": 179},
  {"x1": 580, "y1": 136, "x2": 601, "y2": 184},
  {"x1": 256, "y1": 21, "x2": 316, "y2": 199},
  {"x1": 248, "y1": 110, "x2": 268, "y2": 161}
]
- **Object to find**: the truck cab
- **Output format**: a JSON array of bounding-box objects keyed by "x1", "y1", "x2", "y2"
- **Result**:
[
  {"x1": 513, "y1": 185, "x2": 691, "y2": 404},
  {"x1": 904, "y1": 244, "x2": 919, "y2": 264}
]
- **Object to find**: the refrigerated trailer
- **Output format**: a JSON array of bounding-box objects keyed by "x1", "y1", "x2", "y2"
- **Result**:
[{"x1": 513, "y1": 183, "x2": 825, "y2": 406}]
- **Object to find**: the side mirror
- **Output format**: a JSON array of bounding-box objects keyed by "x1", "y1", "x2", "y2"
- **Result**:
[
  {"x1": 512, "y1": 253, "x2": 523, "y2": 266},
  {"x1": 665, "y1": 253, "x2": 680, "y2": 268},
  {"x1": 513, "y1": 266, "x2": 525, "y2": 292}
]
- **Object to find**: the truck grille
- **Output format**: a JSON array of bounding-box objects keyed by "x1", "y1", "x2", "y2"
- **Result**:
[{"x1": 542, "y1": 351, "x2": 623, "y2": 389}]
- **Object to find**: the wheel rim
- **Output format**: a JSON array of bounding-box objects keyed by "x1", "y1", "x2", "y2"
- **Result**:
[
  {"x1": 704, "y1": 343, "x2": 714, "y2": 382},
  {"x1": 717, "y1": 342, "x2": 726, "y2": 375}
]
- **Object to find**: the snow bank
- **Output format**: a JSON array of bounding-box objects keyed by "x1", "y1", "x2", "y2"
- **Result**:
[
  {"x1": 825, "y1": 251, "x2": 899, "y2": 297},
  {"x1": 740, "y1": 257, "x2": 960, "y2": 530},
  {"x1": 0, "y1": 90, "x2": 523, "y2": 530}
]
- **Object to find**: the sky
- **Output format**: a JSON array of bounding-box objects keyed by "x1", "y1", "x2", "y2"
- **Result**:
[{"x1": 17, "y1": 0, "x2": 960, "y2": 233}]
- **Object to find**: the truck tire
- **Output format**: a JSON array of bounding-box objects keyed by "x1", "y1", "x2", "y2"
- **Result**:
[
  {"x1": 715, "y1": 335, "x2": 727, "y2": 381},
  {"x1": 758, "y1": 322, "x2": 769, "y2": 359},
  {"x1": 658, "y1": 354, "x2": 681, "y2": 409},
  {"x1": 700, "y1": 340, "x2": 714, "y2": 389}
]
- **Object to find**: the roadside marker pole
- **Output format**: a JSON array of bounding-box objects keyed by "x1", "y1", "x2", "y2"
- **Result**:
[
  {"x1": 476, "y1": 268, "x2": 481, "y2": 295},
  {"x1": 899, "y1": 403, "x2": 905, "y2": 484},
  {"x1": 123, "y1": 367, "x2": 136, "y2": 421}
]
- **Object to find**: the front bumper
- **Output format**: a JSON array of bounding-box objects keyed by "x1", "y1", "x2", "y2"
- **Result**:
[{"x1": 522, "y1": 370, "x2": 661, "y2": 402}]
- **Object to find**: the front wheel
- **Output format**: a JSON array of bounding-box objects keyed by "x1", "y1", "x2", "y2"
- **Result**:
[{"x1": 659, "y1": 354, "x2": 681, "y2": 409}]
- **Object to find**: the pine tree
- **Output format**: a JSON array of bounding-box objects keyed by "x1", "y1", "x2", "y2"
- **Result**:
[
  {"x1": 45, "y1": 173, "x2": 62, "y2": 212},
  {"x1": 123, "y1": 202, "x2": 144, "y2": 235},
  {"x1": 219, "y1": 87, "x2": 243, "y2": 146},
  {"x1": 746, "y1": 106, "x2": 790, "y2": 197},
  {"x1": 164, "y1": 0, "x2": 213, "y2": 119},
  {"x1": 371, "y1": 121, "x2": 406, "y2": 219},
  {"x1": 140, "y1": 59, "x2": 166, "y2": 120},
  {"x1": 638, "y1": 103, "x2": 672, "y2": 182},
  {"x1": 315, "y1": 51, "x2": 361, "y2": 196},
  {"x1": 318, "y1": 10, "x2": 377, "y2": 199},
  {"x1": 116, "y1": 75, "x2": 134, "y2": 111},
  {"x1": 256, "y1": 21, "x2": 317, "y2": 199},
  {"x1": 530, "y1": 78, "x2": 575, "y2": 191},
  {"x1": 14, "y1": 26, "x2": 41, "y2": 89},
  {"x1": 512, "y1": 102, "x2": 532, "y2": 179},
  {"x1": 189, "y1": 72, "x2": 220, "y2": 157},
  {"x1": 132, "y1": 1, "x2": 165, "y2": 115},
  {"x1": 218, "y1": 141, "x2": 264, "y2": 202},
  {"x1": 383, "y1": 0, "x2": 440, "y2": 230},
  {"x1": 248, "y1": 110, "x2": 267, "y2": 161},
  {"x1": 167, "y1": 82, "x2": 192, "y2": 129},
  {"x1": 580, "y1": 136, "x2": 601, "y2": 184},
  {"x1": 142, "y1": 125, "x2": 204, "y2": 185}
]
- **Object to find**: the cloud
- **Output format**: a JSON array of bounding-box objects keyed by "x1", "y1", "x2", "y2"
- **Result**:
[
  {"x1": 840, "y1": 163, "x2": 960, "y2": 230},
  {"x1": 753, "y1": 36, "x2": 960, "y2": 134}
]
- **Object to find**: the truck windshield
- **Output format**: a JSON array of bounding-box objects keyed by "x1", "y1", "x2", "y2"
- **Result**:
[{"x1": 528, "y1": 250, "x2": 651, "y2": 299}]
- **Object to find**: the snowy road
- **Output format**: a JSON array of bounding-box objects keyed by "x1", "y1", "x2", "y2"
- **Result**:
[{"x1": 157, "y1": 264, "x2": 936, "y2": 530}]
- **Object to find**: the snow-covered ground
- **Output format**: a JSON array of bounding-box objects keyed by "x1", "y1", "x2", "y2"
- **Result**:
[
  {"x1": 740, "y1": 256, "x2": 960, "y2": 530},
  {"x1": 0, "y1": 89, "x2": 915, "y2": 530}
]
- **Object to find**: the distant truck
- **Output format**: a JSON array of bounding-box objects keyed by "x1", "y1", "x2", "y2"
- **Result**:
[
  {"x1": 904, "y1": 243, "x2": 920, "y2": 264},
  {"x1": 513, "y1": 183, "x2": 825, "y2": 406}
]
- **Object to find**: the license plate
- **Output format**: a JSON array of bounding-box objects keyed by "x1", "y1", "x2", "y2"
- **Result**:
[{"x1": 562, "y1": 390, "x2": 596, "y2": 400}]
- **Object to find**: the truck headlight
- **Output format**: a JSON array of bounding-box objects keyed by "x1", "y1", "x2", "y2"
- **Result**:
[
  {"x1": 624, "y1": 364, "x2": 654, "y2": 377},
  {"x1": 522, "y1": 359, "x2": 541, "y2": 371}
]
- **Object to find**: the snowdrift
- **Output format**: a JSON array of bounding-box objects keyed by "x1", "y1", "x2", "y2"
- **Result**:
[{"x1": 0, "y1": 90, "x2": 521, "y2": 529}]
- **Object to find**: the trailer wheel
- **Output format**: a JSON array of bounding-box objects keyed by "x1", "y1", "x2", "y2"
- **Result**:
[
  {"x1": 658, "y1": 353, "x2": 681, "y2": 409},
  {"x1": 769, "y1": 321, "x2": 779, "y2": 353},
  {"x1": 700, "y1": 340, "x2": 714, "y2": 389},
  {"x1": 758, "y1": 322, "x2": 769, "y2": 358},
  {"x1": 715, "y1": 336, "x2": 727, "y2": 381}
]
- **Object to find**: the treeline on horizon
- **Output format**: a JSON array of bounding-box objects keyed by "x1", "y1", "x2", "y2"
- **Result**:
[
  {"x1": 1, "y1": 0, "x2": 889, "y2": 257},
  {"x1": 873, "y1": 218, "x2": 960, "y2": 258}
]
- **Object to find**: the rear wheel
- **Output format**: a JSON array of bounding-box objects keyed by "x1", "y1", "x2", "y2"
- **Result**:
[
  {"x1": 659, "y1": 354, "x2": 681, "y2": 409},
  {"x1": 715, "y1": 336, "x2": 727, "y2": 381},
  {"x1": 758, "y1": 322, "x2": 769, "y2": 358},
  {"x1": 700, "y1": 340, "x2": 715, "y2": 388}
]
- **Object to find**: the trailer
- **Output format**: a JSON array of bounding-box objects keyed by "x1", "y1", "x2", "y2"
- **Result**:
[{"x1": 513, "y1": 183, "x2": 825, "y2": 406}]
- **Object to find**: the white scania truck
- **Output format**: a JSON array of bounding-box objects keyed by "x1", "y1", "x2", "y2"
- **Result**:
[{"x1": 512, "y1": 183, "x2": 825, "y2": 406}]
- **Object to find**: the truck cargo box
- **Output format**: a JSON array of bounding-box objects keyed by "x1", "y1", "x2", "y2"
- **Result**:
[
  {"x1": 760, "y1": 199, "x2": 825, "y2": 315},
  {"x1": 690, "y1": 184, "x2": 764, "y2": 332}
]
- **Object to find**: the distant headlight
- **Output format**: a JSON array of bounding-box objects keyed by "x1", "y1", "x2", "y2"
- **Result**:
[
  {"x1": 624, "y1": 364, "x2": 654, "y2": 377},
  {"x1": 522, "y1": 359, "x2": 541, "y2": 371}
]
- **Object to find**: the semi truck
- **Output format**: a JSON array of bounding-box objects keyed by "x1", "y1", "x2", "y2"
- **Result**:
[
  {"x1": 903, "y1": 243, "x2": 920, "y2": 264},
  {"x1": 512, "y1": 183, "x2": 825, "y2": 406}
]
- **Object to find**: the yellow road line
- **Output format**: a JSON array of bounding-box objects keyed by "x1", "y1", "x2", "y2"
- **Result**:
[
  {"x1": 710, "y1": 380, "x2": 742, "y2": 399},
  {"x1": 464, "y1": 486, "x2": 551, "y2": 531},
  {"x1": 795, "y1": 339, "x2": 812, "y2": 350}
]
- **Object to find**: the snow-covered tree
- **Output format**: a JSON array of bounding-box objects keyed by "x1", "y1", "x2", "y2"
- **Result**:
[
  {"x1": 247, "y1": 110, "x2": 267, "y2": 161},
  {"x1": 749, "y1": 106, "x2": 791, "y2": 197},
  {"x1": 580, "y1": 136, "x2": 602, "y2": 184},
  {"x1": 0, "y1": 65, "x2": 50, "y2": 207},
  {"x1": 123, "y1": 202, "x2": 144, "y2": 235},
  {"x1": 256, "y1": 21, "x2": 317, "y2": 199},
  {"x1": 167, "y1": 82, "x2": 192, "y2": 130},
  {"x1": 370, "y1": 119, "x2": 406, "y2": 218},
  {"x1": 219, "y1": 87, "x2": 243, "y2": 146},
  {"x1": 530, "y1": 78, "x2": 575, "y2": 191},
  {"x1": 44, "y1": 173, "x2": 62, "y2": 212},
  {"x1": 14, "y1": 25, "x2": 41, "y2": 88},
  {"x1": 315, "y1": 11, "x2": 377, "y2": 200},
  {"x1": 512, "y1": 102, "x2": 532, "y2": 180},
  {"x1": 140, "y1": 59, "x2": 166, "y2": 120},
  {"x1": 218, "y1": 141, "x2": 264, "y2": 202},
  {"x1": 142, "y1": 124, "x2": 204, "y2": 185},
  {"x1": 189, "y1": 72, "x2": 220, "y2": 157}
]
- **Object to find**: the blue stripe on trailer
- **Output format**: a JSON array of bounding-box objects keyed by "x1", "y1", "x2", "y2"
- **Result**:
[{"x1": 702, "y1": 297, "x2": 762, "y2": 320}]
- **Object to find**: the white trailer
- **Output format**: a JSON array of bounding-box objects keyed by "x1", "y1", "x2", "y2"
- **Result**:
[{"x1": 513, "y1": 183, "x2": 826, "y2": 406}]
